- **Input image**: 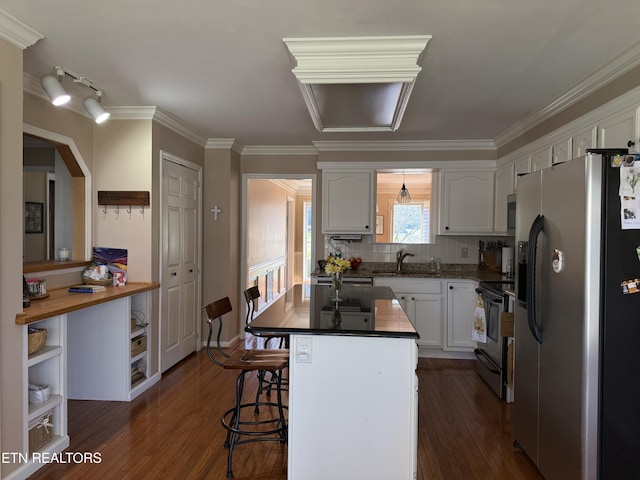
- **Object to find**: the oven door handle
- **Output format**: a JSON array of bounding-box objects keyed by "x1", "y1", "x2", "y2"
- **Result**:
[
  {"x1": 475, "y1": 289, "x2": 504, "y2": 303},
  {"x1": 474, "y1": 348, "x2": 501, "y2": 374}
]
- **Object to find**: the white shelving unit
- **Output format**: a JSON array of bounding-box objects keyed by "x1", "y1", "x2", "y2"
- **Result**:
[
  {"x1": 21, "y1": 314, "x2": 69, "y2": 475},
  {"x1": 67, "y1": 292, "x2": 153, "y2": 401}
]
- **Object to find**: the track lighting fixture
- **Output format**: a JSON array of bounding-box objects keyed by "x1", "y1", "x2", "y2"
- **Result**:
[
  {"x1": 41, "y1": 67, "x2": 70, "y2": 106},
  {"x1": 397, "y1": 173, "x2": 411, "y2": 204},
  {"x1": 83, "y1": 91, "x2": 110, "y2": 124},
  {"x1": 42, "y1": 65, "x2": 110, "y2": 123}
]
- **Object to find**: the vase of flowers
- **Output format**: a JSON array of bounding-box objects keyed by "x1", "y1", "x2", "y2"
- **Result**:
[{"x1": 324, "y1": 254, "x2": 351, "y2": 302}]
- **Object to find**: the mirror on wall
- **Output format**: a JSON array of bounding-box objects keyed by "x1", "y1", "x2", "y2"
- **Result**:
[
  {"x1": 374, "y1": 171, "x2": 433, "y2": 244},
  {"x1": 23, "y1": 135, "x2": 73, "y2": 262}
]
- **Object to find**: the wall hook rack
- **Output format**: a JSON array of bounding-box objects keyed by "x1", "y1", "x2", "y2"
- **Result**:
[{"x1": 98, "y1": 191, "x2": 150, "y2": 218}]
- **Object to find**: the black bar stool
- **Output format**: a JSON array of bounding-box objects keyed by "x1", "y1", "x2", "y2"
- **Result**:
[{"x1": 204, "y1": 297, "x2": 289, "y2": 479}]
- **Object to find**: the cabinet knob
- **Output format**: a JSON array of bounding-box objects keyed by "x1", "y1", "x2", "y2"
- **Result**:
[
  {"x1": 365, "y1": 225, "x2": 369, "y2": 229},
  {"x1": 445, "y1": 226, "x2": 449, "y2": 230},
  {"x1": 411, "y1": 297, "x2": 415, "y2": 301},
  {"x1": 449, "y1": 285, "x2": 453, "y2": 289},
  {"x1": 400, "y1": 296, "x2": 405, "y2": 300},
  {"x1": 171, "y1": 272, "x2": 177, "y2": 276},
  {"x1": 628, "y1": 140, "x2": 636, "y2": 148}
]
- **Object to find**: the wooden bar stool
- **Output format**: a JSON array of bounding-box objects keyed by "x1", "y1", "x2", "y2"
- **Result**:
[
  {"x1": 243, "y1": 286, "x2": 290, "y2": 405},
  {"x1": 243, "y1": 286, "x2": 289, "y2": 349},
  {"x1": 204, "y1": 297, "x2": 289, "y2": 479}
]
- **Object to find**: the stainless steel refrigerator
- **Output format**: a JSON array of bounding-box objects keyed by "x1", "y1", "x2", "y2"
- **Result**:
[{"x1": 514, "y1": 148, "x2": 640, "y2": 480}]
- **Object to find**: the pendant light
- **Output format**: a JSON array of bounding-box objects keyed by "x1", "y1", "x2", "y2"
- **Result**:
[{"x1": 397, "y1": 173, "x2": 411, "y2": 203}]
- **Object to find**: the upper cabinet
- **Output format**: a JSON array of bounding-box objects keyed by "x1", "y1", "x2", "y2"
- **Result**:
[
  {"x1": 439, "y1": 170, "x2": 495, "y2": 235},
  {"x1": 530, "y1": 145, "x2": 552, "y2": 172},
  {"x1": 572, "y1": 125, "x2": 597, "y2": 158},
  {"x1": 598, "y1": 106, "x2": 638, "y2": 151},
  {"x1": 322, "y1": 170, "x2": 374, "y2": 234}
]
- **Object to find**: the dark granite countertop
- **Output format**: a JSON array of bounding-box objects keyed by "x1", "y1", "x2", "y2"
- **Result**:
[
  {"x1": 247, "y1": 283, "x2": 419, "y2": 339},
  {"x1": 313, "y1": 262, "x2": 510, "y2": 283}
]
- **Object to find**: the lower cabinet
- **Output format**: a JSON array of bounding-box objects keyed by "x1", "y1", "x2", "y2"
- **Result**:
[
  {"x1": 376, "y1": 277, "x2": 478, "y2": 355},
  {"x1": 396, "y1": 293, "x2": 443, "y2": 348},
  {"x1": 445, "y1": 280, "x2": 478, "y2": 351}
]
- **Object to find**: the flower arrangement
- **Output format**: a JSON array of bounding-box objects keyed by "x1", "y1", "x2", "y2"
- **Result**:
[{"x1": 324, "y1": 254, "x2": 351, "y2": 275}]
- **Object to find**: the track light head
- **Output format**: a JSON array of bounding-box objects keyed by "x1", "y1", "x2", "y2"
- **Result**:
[
  {"x1": 83, "y1": 95, "x2": 110, "y2": 124},
  {"x1": 41, "y1": 74, "x2": 70, "y2": 106}
]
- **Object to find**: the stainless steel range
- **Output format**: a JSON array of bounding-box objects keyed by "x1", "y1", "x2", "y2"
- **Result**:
[{"x1": 474, "y1": 280, "x2": 514, "y2": 400}]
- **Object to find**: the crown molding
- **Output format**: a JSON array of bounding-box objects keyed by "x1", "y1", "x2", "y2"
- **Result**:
[
  {"x1": 205, "y1": 138, "x2": 244, "y2": 154},
  {"x1": 0, "y1": 10, "x2": 43, "y2": 49},
  {"x1": 317, "y1": 160, "x2": 496, "y2": 170},
  {"x1": 495, "y1": 39, "x2": 640, "y2": 148},
  {"x1": 313, "y1": 139, "x2": 495, "y2": 152},
  {"x1": 241, "y1": 145, "x2": 318, "y2": 156}
]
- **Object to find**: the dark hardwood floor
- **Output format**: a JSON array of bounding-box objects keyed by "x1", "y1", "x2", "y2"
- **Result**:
[{"x1": 29, "y1": 350, "x2": 543, "y2": 479}]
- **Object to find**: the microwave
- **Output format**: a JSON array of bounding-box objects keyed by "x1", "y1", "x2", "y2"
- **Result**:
[{"x1": 506, "y1": 193, "x2": 516, "y2": 235}]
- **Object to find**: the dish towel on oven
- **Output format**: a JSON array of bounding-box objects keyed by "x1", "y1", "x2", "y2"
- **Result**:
[{"x1": 472, "y1": 294, "x2": 487, "y2": 343}]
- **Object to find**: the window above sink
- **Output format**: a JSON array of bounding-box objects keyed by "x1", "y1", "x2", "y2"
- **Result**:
[{"x1": 375, "y1": 171, "x2": 434, "y2": 245}]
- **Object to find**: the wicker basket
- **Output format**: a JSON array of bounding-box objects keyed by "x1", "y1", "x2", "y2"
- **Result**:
[
  {"x1": 28, "y1": 411, "x2": 54, "y2": 454},
  {"x1": 27, "y1": 328, "x2": 47, "y2": 355},
  {"x1": 82, "y1": 276, "x2": 112, "y2": 286}
]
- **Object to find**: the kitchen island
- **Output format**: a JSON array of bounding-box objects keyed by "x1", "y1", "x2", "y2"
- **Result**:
[{"x1": 247, "y1": 283, "x2": 419, "y2": 480}]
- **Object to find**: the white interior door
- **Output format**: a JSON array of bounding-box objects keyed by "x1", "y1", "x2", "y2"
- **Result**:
[{"x1": 161, "y1": 156, "x2": 201, "y2": 372}]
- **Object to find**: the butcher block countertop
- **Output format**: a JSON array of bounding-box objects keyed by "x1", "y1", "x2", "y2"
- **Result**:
[{"x1": 16, "y1": 282, "x2": 159, "y2": 325}]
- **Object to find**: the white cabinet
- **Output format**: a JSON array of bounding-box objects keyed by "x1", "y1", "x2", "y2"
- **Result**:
[
  {"x1": 494, "y1": 164, "x2": 514, "y2": 234},
  {"x1": 572, "y1": 125, "x2": 598, "y2": 158},
  {"x1": 552, "y1": 137, "x2": 573, "y2": 165},
  {"x1": 513, "y1": 154, "x2": 531, "y2": 190},
  {"x1": 439, "y1": 170, "x2": 495, "y2": 234},
  {"x1": 375, "y1": 278, "x2": 443, "y2": 349},
  {"x1": 445, "y1": 280, "x2": 478, "y2": 351},
  {"x1": 598, "y1": 106, "x2": 637, "y2": 151},
  {"x1": 322, "y1": 170, "x2": 374, "y2": 234},
  {"x1": 531, "y1": 145, "x2": 552, "y2": 172},
  {"x1": 67, "y1": 292, "x2": 153, "y2": 401},
  {"x1": 397, "y1": 293, "x2": 443, "y2": 348},
  {"x1": 24, "y1": 315, "x2": 69, "y2": 458}
]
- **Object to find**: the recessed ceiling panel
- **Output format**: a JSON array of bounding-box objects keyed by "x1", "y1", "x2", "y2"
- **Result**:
[{"x1": 310, "y1": 83, "x2": 403, "y2": 129}]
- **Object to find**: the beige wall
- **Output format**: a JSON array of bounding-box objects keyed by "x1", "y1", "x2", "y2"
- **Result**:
[
  {"x1": 24, "y1": 93, "x2": 95, "y2": 172},
  {"x1": 93, "y1": 120, "x2": 153, "y2": 281},
  {"x1": 202, "y1": 147, "x2": 242, "y2": 341},
  {"x1": 0, "y1": 37, "x2": 27, "y2": 478},
  {"x1": 247, "y1": 179, "x2": 288, "y2": 266}
]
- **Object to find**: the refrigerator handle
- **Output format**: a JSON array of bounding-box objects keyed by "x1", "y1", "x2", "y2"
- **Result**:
[{"x1": 527, "y1": 215, "x2": 544, "y2": 344}]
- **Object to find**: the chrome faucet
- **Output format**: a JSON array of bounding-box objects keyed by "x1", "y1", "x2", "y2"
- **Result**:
[{"x1": 396, "y1": 248, "x2": 415, "y2": 272}]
